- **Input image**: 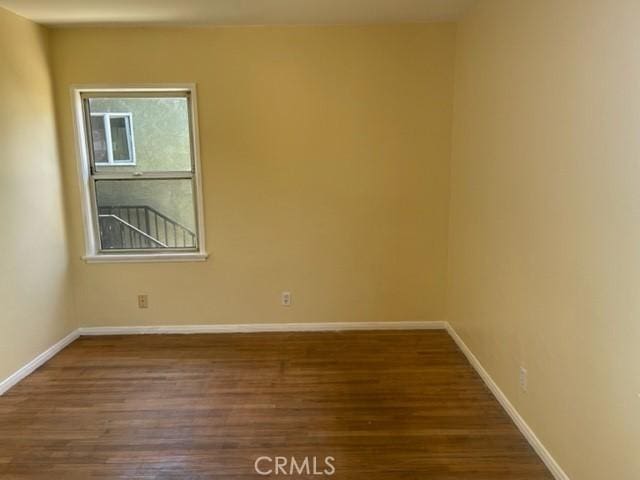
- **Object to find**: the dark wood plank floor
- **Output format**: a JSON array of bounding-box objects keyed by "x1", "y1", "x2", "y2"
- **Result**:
[{"x1": 0, "y1": 331, "x2": 552, "y2": 479}]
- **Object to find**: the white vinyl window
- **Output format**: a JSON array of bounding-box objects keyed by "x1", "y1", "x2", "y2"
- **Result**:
[
  {"x1": 90, "y1": 113, "x2": 136, "y2": 165},
  {"x1": 72, "y1": 85, "x2": 207, "y2": 263}
]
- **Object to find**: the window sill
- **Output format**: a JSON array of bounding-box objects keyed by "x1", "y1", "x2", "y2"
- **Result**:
[{"x1": 82, "y1": 252, "x2": 209, "y2": 264}]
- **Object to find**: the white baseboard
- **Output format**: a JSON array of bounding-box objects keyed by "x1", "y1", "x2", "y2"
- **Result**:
[
  {"x1": 0, "y1": 329, "x2": 79, "y2": 396},
  {"x1": 78, "y1": 320, "x2": 447, "y2": 336},
  {"x1": 445, "y1": 322, "x2": 570, "y2": 480}
]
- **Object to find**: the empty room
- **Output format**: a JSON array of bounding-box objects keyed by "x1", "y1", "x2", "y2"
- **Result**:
[{"x1": 0, "y1": 0, "x2": 637, "y2": 478}]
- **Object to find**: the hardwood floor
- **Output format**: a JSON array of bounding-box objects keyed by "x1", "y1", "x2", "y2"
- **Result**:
[{"x1": 0, "y1": 331, "x2": 553, "y2": 479}]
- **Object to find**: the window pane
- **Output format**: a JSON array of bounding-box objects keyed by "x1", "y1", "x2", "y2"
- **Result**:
[
  {"x1": 95, "y1": 179, "x2": 197, "y2": 250},
  {"x1": 90, "y1": 115, "x2": 108, "y2": 164},
  {"x1": 109, "y1": 116, "x2": 131, "y2": 162},
  {"x1": 88, "y1": 97, "x2": 192, "y2": 172}
]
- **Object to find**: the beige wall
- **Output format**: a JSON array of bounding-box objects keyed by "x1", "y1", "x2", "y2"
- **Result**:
[
  {"x1": 50, "y1": 24, "x2": 455, "y2": 327},
  {"x1": 448, "y1": 1, "x2": 640, "y2": 479},
  {"x1": 0, "y1": 8, "x2": 76, "y2": 381}
]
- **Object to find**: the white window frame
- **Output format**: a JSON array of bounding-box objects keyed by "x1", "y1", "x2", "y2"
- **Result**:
[
  {"x1": 90, "y1": 112, "x2": 136, "y2": 166},
  {"x1": 71, "y1": 84, "x2": 208, "y2": 263}
]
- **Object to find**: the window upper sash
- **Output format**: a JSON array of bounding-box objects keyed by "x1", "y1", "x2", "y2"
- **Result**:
[{"x1": 81, "y1": 91, "x2": 196, "y2": 177}]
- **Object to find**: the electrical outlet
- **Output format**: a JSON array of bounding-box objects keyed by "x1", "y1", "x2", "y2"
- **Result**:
[
  {"x1": 519, "y1": 366, "x2": 528, "y2": 392},
  {"x1": 138, "y1": 294, "x2": 149, "y2": 309},
  {"x1": 281, "y1": 291, "x2": 292, "y2": 307}
]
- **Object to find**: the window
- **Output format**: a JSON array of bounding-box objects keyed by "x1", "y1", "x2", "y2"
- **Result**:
[
  {"x1": 73, "y1": 86, "x2": 207, "y2": 262},
  {"x1": 90, "y1": 113, "x2": 135, "y2": 165}
]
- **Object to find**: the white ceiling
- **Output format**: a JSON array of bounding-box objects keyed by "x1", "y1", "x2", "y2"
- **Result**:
[{"x1": 0, "y1": 0, "x2": 475, "y2": 26}]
